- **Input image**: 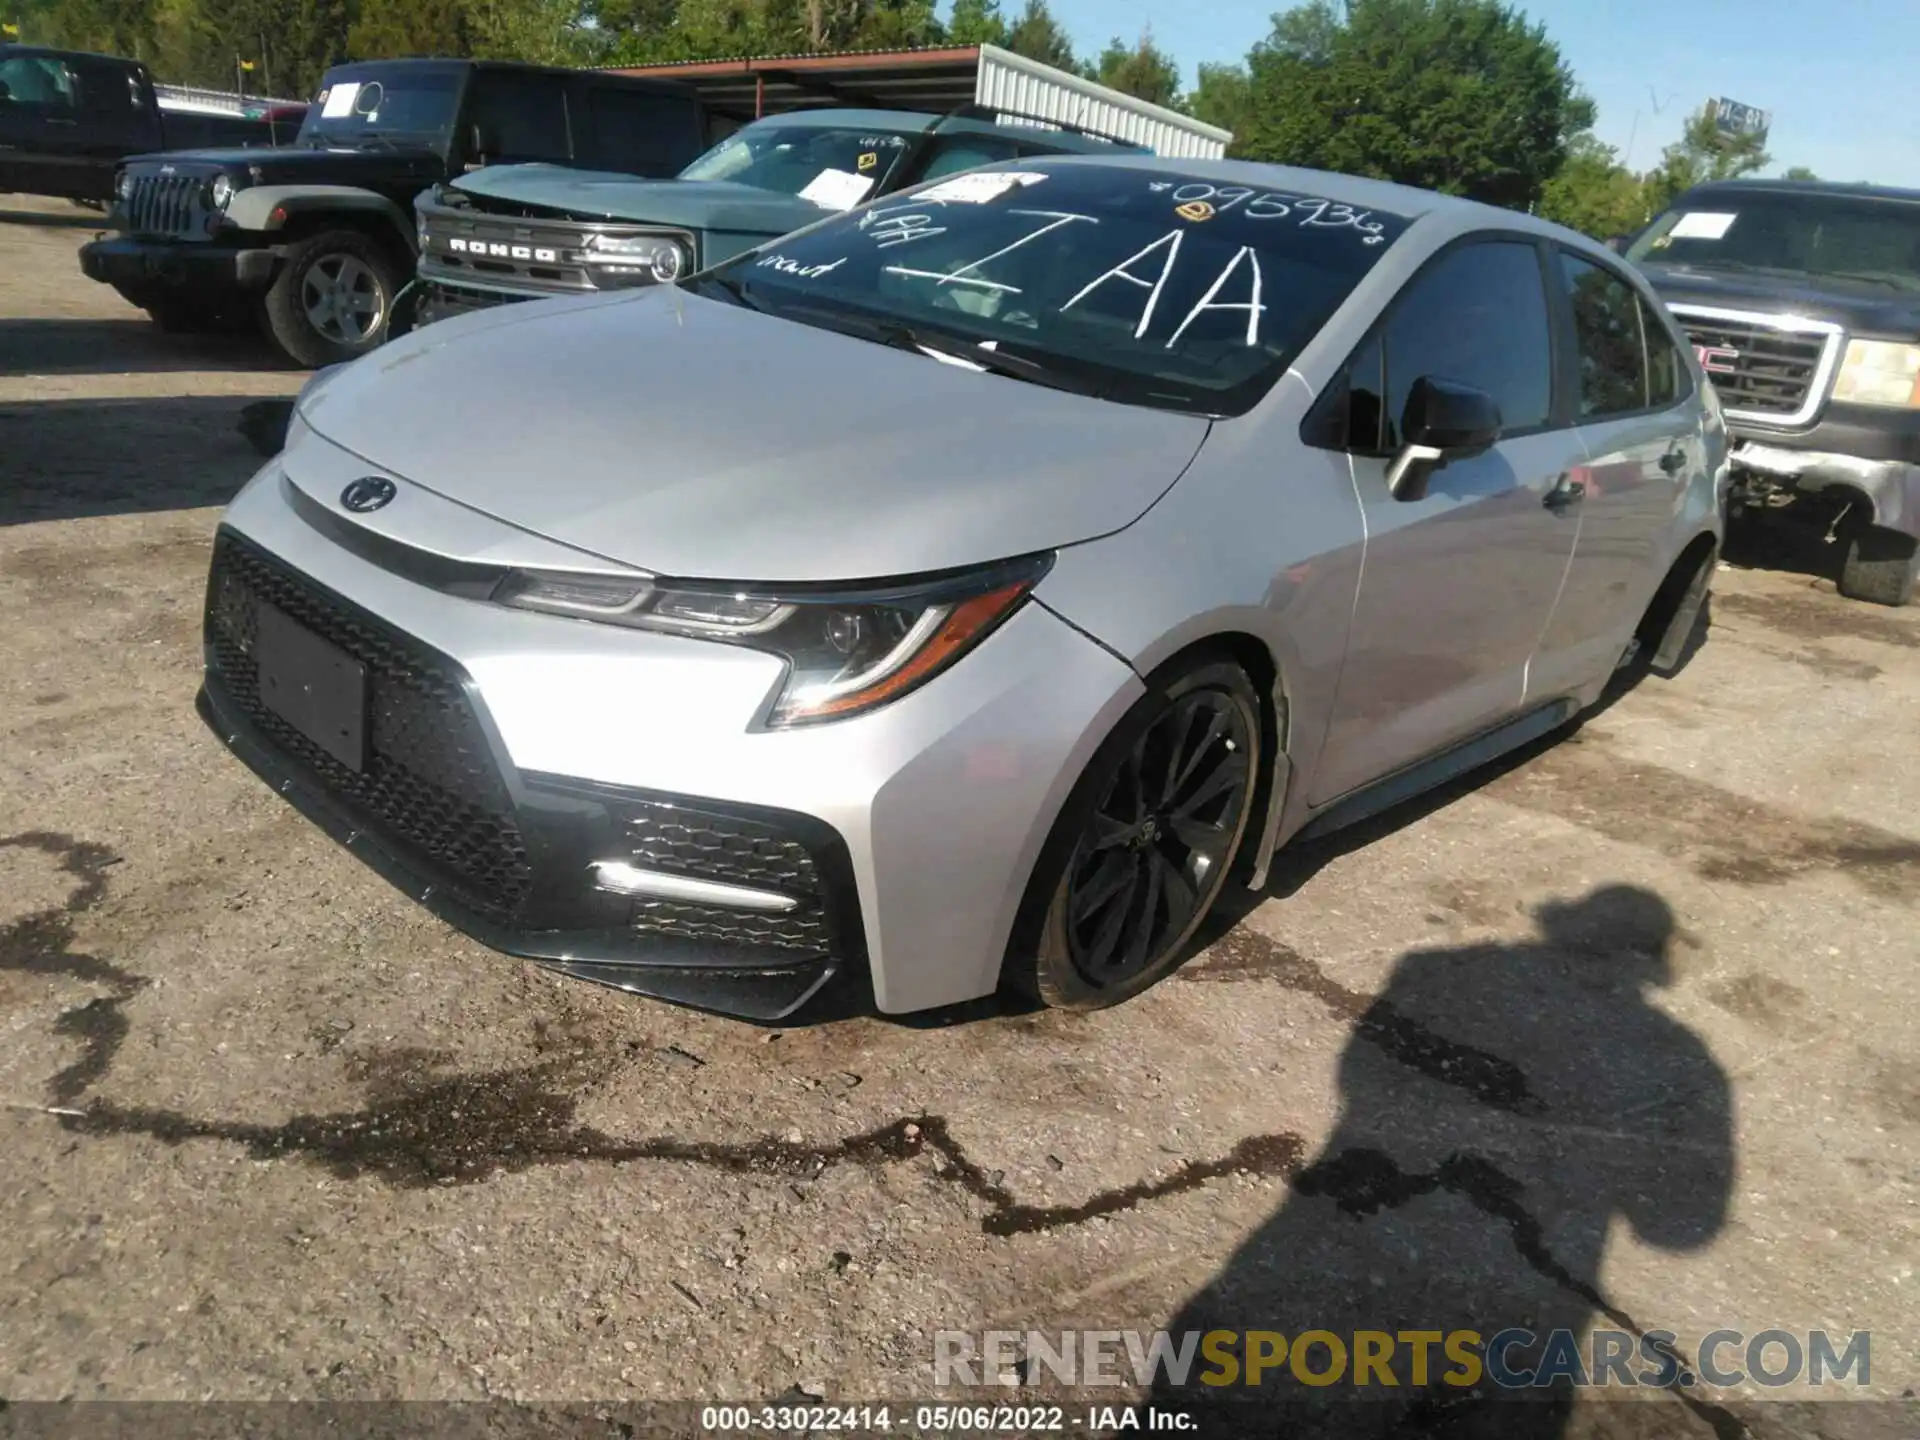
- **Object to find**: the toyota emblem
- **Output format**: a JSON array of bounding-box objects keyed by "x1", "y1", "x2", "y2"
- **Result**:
[{"x1": 340, "y1": 477, "x2": 397, "y2": 513}]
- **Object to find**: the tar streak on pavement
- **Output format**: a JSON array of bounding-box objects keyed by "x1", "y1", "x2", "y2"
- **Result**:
[
  {"x1": 0, "y1": 831, "x2": 147, "y2": 1104},
  {"x1": 1181, "y1": 925, "x2": 1545, "y2": 1115},
  {"x1": 1298, "y1": 1145, "x2": 1749, "y2": 1440}
]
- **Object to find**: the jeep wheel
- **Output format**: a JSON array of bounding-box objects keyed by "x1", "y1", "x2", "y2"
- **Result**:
[
  {"x1": 1838, "y1": 524, "x2": 1918, "y2": 608},
  {"x1": 263, "y1": 229, "x2": 399, "y2": 368}
]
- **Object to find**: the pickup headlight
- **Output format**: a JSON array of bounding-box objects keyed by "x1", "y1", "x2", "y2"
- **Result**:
[
  {"x1": 1831, "y1": 339, "x2": 1920, "y2": 408},
  {"x1": 582, "y1": 232, "x2": 691, "y2": 285},
  {"x1": 494, "y1": 554, "x2": 1051, "y2": 727}
]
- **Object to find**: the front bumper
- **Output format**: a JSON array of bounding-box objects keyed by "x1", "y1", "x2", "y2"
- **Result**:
[
  {"x1": 204, "y1": 443, "x2": 1143, "y2": 1017},
  {"x1": 79, "y1": 235, "x2": 279, "y2": 297},
  {"x1": 1728, "y1": 438, "x2": 1920, "y2": 540}
]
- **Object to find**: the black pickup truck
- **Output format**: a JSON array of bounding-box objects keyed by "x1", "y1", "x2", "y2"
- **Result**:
[
  {"x1": 1628, "y1": 179, "x2": 1920, "y2": 606},
  {"x1": 0, "y1": 45, "x2": 297, "y2": 204},
  {"x1": 78, "y1": 58, "x2": 709, "y2": 366}
]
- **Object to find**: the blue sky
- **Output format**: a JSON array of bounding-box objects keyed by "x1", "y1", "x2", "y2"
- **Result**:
[{"x1": 1022, "y1": 0, "x2": 1920, "y2": 187}]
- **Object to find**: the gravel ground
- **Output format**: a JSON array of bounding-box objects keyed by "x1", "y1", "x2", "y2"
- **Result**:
[{"x1": 1, "y1": 194, "x2": 1916, "y2": 1438}]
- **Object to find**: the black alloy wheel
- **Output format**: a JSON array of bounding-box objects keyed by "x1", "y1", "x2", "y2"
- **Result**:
[{"x1": 1009, "y1": 658, "x2": 1263, "y2": 1010}]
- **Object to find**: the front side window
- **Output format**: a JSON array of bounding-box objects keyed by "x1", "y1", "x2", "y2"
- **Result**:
[
  {"x1": 1626, "y1": 192, "x2": 1920, "y2": 292},
  {"x1": 692, "y1": 163, "x2": 1410, "y2": 416},
  {"x1": 1381, "y1": 240, "x2": 1554, "y2": 440},
  {"x1": 299, "y1": 68, "x2": 464, "y2": 148},
  {"x1": 679, "y1": 123, "x2": 917, "y2": 208},
  {"x1": 1561, "y1": 253, "x2": 1651, "y2": 418},
  {"x1": 0, "y1": 56, "x2": 77, "y2": 110}
]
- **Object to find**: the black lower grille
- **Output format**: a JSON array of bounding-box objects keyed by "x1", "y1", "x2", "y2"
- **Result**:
[
  {"x1": 1674, "y1": 309, "x2": 1833, "y2": 420},
  {"x1": 619, "y1": 800, "x2": 836, "y2": 954},
  {"x1": 420, "y1": 280, "x2": 525, "y2": 322},
  {"x1": 204, "y1": 532, "x2": 533, "y2": 918}
]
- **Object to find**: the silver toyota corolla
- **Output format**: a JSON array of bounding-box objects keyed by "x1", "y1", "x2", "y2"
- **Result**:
[{"x1": 198, "y1": 155, "x2": 1726, "y2": 1021}]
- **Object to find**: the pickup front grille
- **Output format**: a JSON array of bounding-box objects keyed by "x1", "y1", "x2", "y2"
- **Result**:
[
  {"x1": 123, "y1": 171, "x2": 208, "y2": 240},
  {"x1": 1671, "y1": 305, "x2": 1841, "y2": 427}
]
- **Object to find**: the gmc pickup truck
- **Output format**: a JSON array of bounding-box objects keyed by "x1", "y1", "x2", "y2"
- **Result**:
[
  {"x1": 1629, "y1": 179, "x2": 1920, "y2": 606},
  {"x1": 0, "y1": 45, "x2": 296, "y2": 204}
]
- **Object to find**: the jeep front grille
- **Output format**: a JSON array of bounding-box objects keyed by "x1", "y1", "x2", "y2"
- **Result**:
[
  {"x1": 1670, "y1": 304, "x2": 1843, "y2": 428},
  {"x1": 123, "y1": 171, "x2": 209, "y2": 240}
]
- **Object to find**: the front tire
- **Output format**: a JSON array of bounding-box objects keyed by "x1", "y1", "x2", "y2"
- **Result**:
[
  {"x1": 1007, "y1": 659, "x2": 1262, "y2": 1010},
  {"x1": 1838, "y1": 523, "x2": 1918, "y2": 607},
  {"x1": 262, "y1": 229, "x2": 399, "y2": 368}
]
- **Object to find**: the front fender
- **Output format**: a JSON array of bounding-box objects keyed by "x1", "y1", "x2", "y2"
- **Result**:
[{"x1": 226, "y1": 186, "x2": 418, "y2": 255}]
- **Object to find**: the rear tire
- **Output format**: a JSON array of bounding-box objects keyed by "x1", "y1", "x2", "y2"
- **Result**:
[
  {"x1": 262, "y1": 228, "x2": 400, "y2": 368},
  {"x1": 1005, "y1": 658, "x2": 1262, "y2": 1011}
]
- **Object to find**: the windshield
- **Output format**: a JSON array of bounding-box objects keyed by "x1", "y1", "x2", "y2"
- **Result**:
[
  {"x1": 692, "y1": 161, "x2": 1410, "y2": 416},
  {"x1": 297, "y1": 70, "x2": 461, "y2": 149},
  {"x1": 1627, "y1": 192, "x2": 1920, "y2": 291},
  {"x1": 678, "y1": 123, "x2": 917, "y2": 209}
]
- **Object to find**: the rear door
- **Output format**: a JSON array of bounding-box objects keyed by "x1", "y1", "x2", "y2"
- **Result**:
[
  {"x1": 66, "y1": 55, "x2": 150, "y2": 201},
  {"x1": 461, "y1": 69, "x2": 573, "y2": 170},
  {"x1": 0, "y1": 53, "x2": 81, "y2": 198},
  {"x1": 1529, "y1": 250, "x2": 1705, "y2": 699},
  {"x1": 1310, "y1": 237, "x2": 1587, "y2": 803}
]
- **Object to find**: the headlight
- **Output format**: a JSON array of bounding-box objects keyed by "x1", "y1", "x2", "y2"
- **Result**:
[
  {"x1": 494, "y1": 554, "x2": 1051, "y2": 727},
  {"x1": 1831, "y1": 339, "x2": 1920, "y2": 408},
  {"x1": 209, "y1": 174, "x2": 236, "y2": 210},
  {"x1": 583, "y1": 232, "x2": 690, "y2": 284},
  {"x1": 114, "y1": 169, "x2": 132, "y2": 201}
]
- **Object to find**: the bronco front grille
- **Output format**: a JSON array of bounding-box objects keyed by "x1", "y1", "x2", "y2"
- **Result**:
[
  {"x1": 204, "y1": 531, "x2": 533, "y2": 918},
  {"x1": 124, "y1": 172, "x2": 207, "y2": 240},
  {"x1": 1671, "y1": 304, "x2": 1842, "y2": 427}
]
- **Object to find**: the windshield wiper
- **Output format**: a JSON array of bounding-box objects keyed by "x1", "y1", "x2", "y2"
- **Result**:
[
  {"x1": 770, "y1": 304, "x2": 1107, "y2": 398},
  {"x1": 1824, "y1": 270, "x2": 1920, "y2": 291},
  {"x1": 690, "y1": 270, "x2": 774, "y2": 313}
]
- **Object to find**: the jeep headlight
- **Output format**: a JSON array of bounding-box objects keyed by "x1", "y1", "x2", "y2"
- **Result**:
[
  {"x1": 208, "y1": 174, "x2": 236, "y2": 211},
  {"x1": 583, "y1": 232, "x2": 691, "y2": 285},
  {"x1": 1832, "y1": 339, "x2": 1920, "y2": 409},
  {"x1": 114, "y1": 169, "x2": 132, "y2": 202}
]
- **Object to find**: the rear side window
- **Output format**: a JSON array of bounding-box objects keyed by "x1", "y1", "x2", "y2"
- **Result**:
[
  {"x1": 584, "y1": 87, "x2": 705, "y2": 176},
  {"x1": 1381, "y1": 240, "x2": 1555, "y2": 441},
  {"x1": 1560, "y1": 252, "x2": 1653, "y2": 417},
  {"x1": 1641, "y1": 297, "x2": 1690, "y2": 408},
  {"x1": 467, "y1": 72, "x2": 571, "y2": 164}
]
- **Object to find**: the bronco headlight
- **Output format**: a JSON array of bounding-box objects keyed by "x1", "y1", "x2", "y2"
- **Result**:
[
  {"x1": 583, "y1": 232, "x2": 690, "y2": 285},
  {"x1": 1831, "y1": 339, "x2": 1920, "y2": 409},
  {"x1": 494, "y1": 554, "x2": 1052, "y2": 727}
]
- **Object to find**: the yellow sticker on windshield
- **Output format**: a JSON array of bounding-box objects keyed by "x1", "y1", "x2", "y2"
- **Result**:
[
  {"x1": 858, "y1": 151, "x2": 879, "y2": 172},
  {"x1": 1176, "y1": 199, "x2": 1216, "y2": 222}
]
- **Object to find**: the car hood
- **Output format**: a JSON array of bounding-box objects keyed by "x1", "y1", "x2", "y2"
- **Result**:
[
  {"x1": 297, "y1": 288, "x2": 1210, "y2": 583},
  {"x1": 453, "y1": 165, "x2": 832, "y2": 236},
  {"x1": 1640, "y1": 263, "x2": 1920, "y2": 336},
  {"x1": 126, "y1": 143, "x2": 443, "y2": 187}
]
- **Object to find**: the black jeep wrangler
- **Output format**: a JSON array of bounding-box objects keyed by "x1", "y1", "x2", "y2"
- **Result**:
[
  {"x1": 78, "y1": 58, "x2": 708, "y2": 367},
  {"x1": 1629, "y1": 179, "x2": 1920, "y2": 606}
]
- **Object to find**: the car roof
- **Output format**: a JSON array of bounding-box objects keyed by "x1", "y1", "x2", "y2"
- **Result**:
[
  {"x1": 1029, "y1": 152, "x2": 1595, "y2": 236},
  {"x1": 738, "y1": 107, "x2": 1136, "y2": 154},
  {"x1": 1675, "y1": 177, "x2": 1920, "y2": 206}
]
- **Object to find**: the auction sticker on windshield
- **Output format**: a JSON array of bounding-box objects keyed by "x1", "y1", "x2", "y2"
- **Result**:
[
  {"x1": 1669, "y1": 212, "x2": 1738, "y2": 240},
  {"x1": 799, "y1": 169, "x2": 876, "y2": 211},
  {"x1": 916, "y1": 172, "x2": 1050, "y2": 205},
  {"x1": 320, "y1": 81, "x2": 360, "y2": 119}
]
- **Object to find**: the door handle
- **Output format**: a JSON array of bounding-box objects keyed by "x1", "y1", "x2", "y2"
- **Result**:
[
  {"x1": 1543, "y1": 475, "x2": 1586, "y2": 513},
  {"x1": 1659, "y1": 447, "x2": 1688, "y2": 475}
]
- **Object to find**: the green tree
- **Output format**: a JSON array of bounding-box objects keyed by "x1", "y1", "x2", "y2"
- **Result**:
[
  {"x1": 1187, "y1": 60, "x2": 1250, "y2": 140},
  {"x1": 1237, "y1": 0, "x2": 1590, "y2": 210},
  {"x1": 1094, "y1": 30, "x2": 1180, "y2": 108},
  {"x1": 1782, "y1": 164, "x2": 1818, "y2": 181},
  {"x1": 945, "y1": 0, "x2": 1007, "y2": 46},
  {"x1": 1538, "y1": 131, "x2": 1648, "y2": 239},
  {"x1": 346, "y1": 0, "x2": 473, "y2": 61},
  {"x1": 1004, "y1": 0, "x2": 1078, "y2": 72},
  {"x1": 1642, "y1": 106, "x2": 1771, "y2": 211}
]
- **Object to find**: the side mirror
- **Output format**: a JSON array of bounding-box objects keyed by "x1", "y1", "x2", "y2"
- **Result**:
[
  {"x1": 468, "y1": 123, "x2": 500, "y2": 166},
  {"x1": 1386, "y1": 376, "x2": 1502, "y2": 501}
]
